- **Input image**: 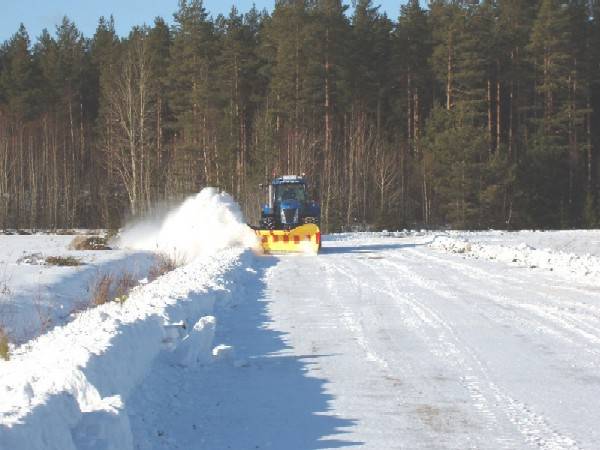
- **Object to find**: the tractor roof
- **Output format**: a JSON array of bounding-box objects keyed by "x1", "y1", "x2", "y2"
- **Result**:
[{"x1": 272, "y1": 175, "x2": 305, "y2": 185}]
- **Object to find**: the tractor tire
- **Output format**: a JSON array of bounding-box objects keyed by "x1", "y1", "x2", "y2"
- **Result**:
[
  {"x1": 260, "y1": 216, "x2": 275, "y2": 230},
  {"x1": 303, "y1": 216, "x2": 318, "y2": 225}
]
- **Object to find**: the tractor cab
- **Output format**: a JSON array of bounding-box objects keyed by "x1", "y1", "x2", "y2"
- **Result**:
[{"x1": 261, "y1": 175, "x2": 319, "y2": 230}]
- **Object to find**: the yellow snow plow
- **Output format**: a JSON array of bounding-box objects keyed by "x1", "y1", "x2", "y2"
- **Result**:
[{"x1": 256, "y1": 223, "x2": 321, "y2": 254}]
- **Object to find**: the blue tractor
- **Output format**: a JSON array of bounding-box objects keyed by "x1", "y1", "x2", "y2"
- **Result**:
[
  {"x1": 259, "y1": 175, "x2": 320, "y2": 230},
  {"x1": 255, "y1": 175, "x2": 321, "y2": 253}
]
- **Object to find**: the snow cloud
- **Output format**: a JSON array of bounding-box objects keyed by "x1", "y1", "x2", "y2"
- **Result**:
[{"x1": 118, "y1": 188, "x2": 258, "y2": 262}]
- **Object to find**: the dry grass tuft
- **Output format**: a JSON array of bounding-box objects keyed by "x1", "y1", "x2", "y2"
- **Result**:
[
  {"x1": 0, "y1": 263, "x2": 11, "y2": 296},
  {"x1": 114, "y1": 272, "x2": 138, "y2": 303},
  {"x1": 0, "y1": 328, "x2": 9, "y2": 361},
  {"x1": 46, "y1": 256, "x2": 83, "y2": 266},
  {"x1": 90, "y1": 271, "x2": 140, "y2": 307},
  {"x1": 55, "y1": 229, "x2": 77, "y2": 235},
  {"x1": 148, "y1": 253, "x2": 179, "y2": 281},
  {"x1": 91, "y1": 274, "x2": 113, "y2": 306},
  {"x1": 69, "y1": 236, "x2": 111, "y2": 251}
]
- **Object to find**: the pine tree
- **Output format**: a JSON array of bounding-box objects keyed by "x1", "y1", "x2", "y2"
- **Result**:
[
  {"x1": 168, "y1": 0, "x2": 218, "y2": 189},
  {"x1": 422, "y1": 106, "x2": 487, "y2": 228},
  {"x1": 587, "y1": 0, "x2": 600, "y2": 225},
  {"x1": 91, "y1": 16, "x2": 123, "y2": 225},
  {"x1": 496, "y1": 0, "x2": 538, "y2": 160},
  {"x1": 261, "y1": 0, "x2": 312, "y2": 173},
  {"x1": 0, "y1": 25, "x2": 40, "y2": 227},
  {"x1": 346, "y1": 1, "x2": 394, "y2": 227},
  {"x1": 395, "y1": 0, "x2": 433, "y2": 225},
  {"x1": 0, "y1": 24, "x2": 37, "y2": 120},
  {"x1": 215, "y1": 6, "x2": 261, "y2": 198},
  {"x1": 311, "y1": 0, "x2": 350, "y2": 230},
  {"x1": 147, "y1": 17, "x2": 171, "y2": 200},
  {"x1": 396, "y1": 0, "x2": 432, "y2": 155},
  {"x1": 526, "y1": 0, "x2": 588, "y2": 226},
  {"x1": 430, "y1": 1, "x2": 462, "y2": 111}
]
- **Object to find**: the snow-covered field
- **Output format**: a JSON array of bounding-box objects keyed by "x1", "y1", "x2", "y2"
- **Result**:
[
  {"x1": 3, "y1": 223, "x2": 600, "y2": 449},
  {"x1": 0, "y1": 233, "x2": 156, "y2": 344}
]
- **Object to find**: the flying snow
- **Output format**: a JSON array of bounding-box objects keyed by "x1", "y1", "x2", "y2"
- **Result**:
[{"x1": 118, "y1": 188, "x2": 258, "y2": 262}]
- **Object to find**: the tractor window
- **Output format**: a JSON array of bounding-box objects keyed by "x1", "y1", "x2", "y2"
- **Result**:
[{"x1": 275, "y1": 184, "x2": 306, "y2": 203}]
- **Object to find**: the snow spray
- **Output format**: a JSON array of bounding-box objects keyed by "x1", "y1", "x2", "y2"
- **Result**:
[{"x1": 118, "y1": 188, "x2": 259, "y2": 262}]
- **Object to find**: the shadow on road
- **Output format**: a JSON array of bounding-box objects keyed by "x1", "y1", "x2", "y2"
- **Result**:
[{"x1": 128, "y1": 252, "x2": 362, "y2": 450}]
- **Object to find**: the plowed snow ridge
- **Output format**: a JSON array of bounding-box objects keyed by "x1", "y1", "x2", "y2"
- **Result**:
[
  {"x1": 0, "y1": 249, "x2": 253, "y2": 449},
  {"x1": 430, "y1": 232, "x2": 600, "y2": 284}
]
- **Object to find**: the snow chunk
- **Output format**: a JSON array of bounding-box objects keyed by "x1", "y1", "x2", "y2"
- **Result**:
[
  {"x1": 176, "y1": 316, "x2": 216, "y2": 367},
  {"x1": 212, "y1": 344, "x2": 234, "y2": 360}
]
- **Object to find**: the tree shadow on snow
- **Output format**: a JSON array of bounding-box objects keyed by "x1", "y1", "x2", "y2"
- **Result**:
[{"x1": 127, "y1": 253, "x2": 362, "y2": 450}]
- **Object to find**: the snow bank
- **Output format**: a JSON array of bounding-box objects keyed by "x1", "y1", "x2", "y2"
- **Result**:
[
  {"x1": 430, "y1": 233, "x2": 600, "y2": 284},
  {"x1": 118, "y1": 188, "x2": 259, "y2": 263},
  {"x1": 0, "y1": 248, "x2": 256, "y2": 450}
]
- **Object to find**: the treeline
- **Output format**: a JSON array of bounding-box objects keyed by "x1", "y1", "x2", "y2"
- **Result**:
[{"x1": 1, "y1": 0, "x2": 600, "y2": 231}]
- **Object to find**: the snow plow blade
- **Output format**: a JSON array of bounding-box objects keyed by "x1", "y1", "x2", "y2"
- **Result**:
[{"x1": 256, "y1": 224, "x2": 321, "y2": 254}]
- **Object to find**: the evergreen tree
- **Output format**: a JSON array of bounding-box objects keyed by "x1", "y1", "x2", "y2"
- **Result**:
[
  {"x1": 422, "y1": 106, "x2": 487, "y2": 227},
  {"x1": 526, "y1": 0, "x2": 587, "y2": 226},
  {"x1": 147, "y1": 17, "x2": 171, "y2": 199},
  {"x1": 168, "y1": 0, "x2": 218, "y2": 189},
  {"x1": 215, "y1": 6, "x2": 262, "y2": 198},
  {"x1": 395, "y1": 0, "x2": 433, "y2": 224},
  {"x1": 0, "y1": 24, "x2": 37, "y2": 120}
]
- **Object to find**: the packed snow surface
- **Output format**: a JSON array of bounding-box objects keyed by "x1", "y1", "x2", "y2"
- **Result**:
[
  {"x1": 118, "y1": 188, "x2": 258, "y2": 263},
  {"x1": 4, "y1": 229, "x2": 600, "y2": 449}
]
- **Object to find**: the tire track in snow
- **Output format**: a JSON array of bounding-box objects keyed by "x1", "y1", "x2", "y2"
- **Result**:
[
  {"x1": 420, "y1": 246, "x2": 600, "y2": 320},
  {"x1": 322, "y1": 255, "x2": 493, "y2": 448},
  {"x1": 407, "y1": 248, "x2": 600, "y2": 362},
  {"x1": 378, "y1": 255, "x2": 581, "y2": 450},
  {"x1": 315, "y1": 255, "x2": 446, "y2": 449},
  {"x1": 378, "y1": 258, "x2": 517, "y2": 448},
  {"x1": 323, "y1": 255, "x2": 515, "y2": 448},
  {"x1": 321, "y1": 260, "x2": 390, "y2": 371}
]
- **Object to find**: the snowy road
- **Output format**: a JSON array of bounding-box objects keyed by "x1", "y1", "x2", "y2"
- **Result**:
[{"x1": 129, "y1": 234, "x2": 600, "y2": 449}]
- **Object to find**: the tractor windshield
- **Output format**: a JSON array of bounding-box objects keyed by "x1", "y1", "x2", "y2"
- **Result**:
[{"x1": 275, "y1": 184, "x2": 306, "y2": 203}]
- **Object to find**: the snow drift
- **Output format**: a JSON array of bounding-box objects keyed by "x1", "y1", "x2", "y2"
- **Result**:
[
  {"x1": 118, "y1": 188, "x2": 258, "y2": 262},
  {"x1": 430, "y1": 232, "x2": 600, "y2": 285}
]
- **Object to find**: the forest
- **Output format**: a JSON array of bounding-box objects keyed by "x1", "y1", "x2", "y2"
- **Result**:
[{"x1": 1, "y1": 0, "x2": 599, "y2": 232}]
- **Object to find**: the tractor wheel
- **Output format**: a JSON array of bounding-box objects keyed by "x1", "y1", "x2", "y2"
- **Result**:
[
  {"x1": 260, "y1": 216, "x2": 275, "y2": 230},
  {"x1": 303, "y1": 217, "x2": 318, "y2": 225}
]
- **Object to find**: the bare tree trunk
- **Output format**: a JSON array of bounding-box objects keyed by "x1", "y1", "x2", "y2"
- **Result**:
[
  {"x1": 488, "y1": 78, "x2": 493, "y2": 154},
  {"x1": 323, "y1": 27, "x2": 333, "y2": 232},
  {"x1": 446, "y1": 30, "x2": 454, "y2": 110},
  {"x1": 496, "y1": 77, "x2": 501, "y2": 153}
]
